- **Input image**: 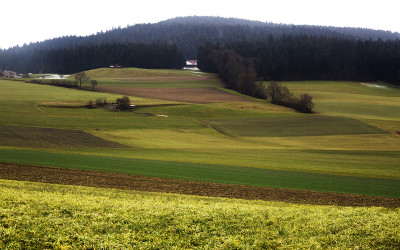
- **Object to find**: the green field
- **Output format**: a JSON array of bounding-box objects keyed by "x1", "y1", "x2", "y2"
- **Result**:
[
  {"x1": 1, "y1": 71, "x2": 400, "y2": 248},
  {"x1": 1, "y1": 179, "x2": 400, "y2": 249},
  {"x1": 79, "y1": 67, "x2": 224, "y2": 88},
  {"x1": 1, "y1": 149, "x2": 400, "y2": 197},
  {"x1": 282, "y1": 81, "x2": 400, "y2": 126},
  {"x1": 213, "y1": 115, "x2": 386, "y2": 137},
  {"x1": 1, "y1": 75, "x2": 400, "y2": 196},
  {"x1": 83, "y1": 67, "x2": 207, "y2": 79}
]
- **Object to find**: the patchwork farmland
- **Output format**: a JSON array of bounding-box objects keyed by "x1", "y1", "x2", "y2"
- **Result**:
[{"x1": 1, "y1": 68, "x2": 400, "y2": 248}]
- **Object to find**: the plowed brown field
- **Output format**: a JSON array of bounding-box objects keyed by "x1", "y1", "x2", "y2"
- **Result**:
[
  {"x1": 0, "y1": 124, "x2": 128, "y2": 148},
  {"x1": 97, "y1": 87, "x2": 254, "y2": 103},
  {"x1": 1, "y1": 162, "x2": 399, "y2": 207}
]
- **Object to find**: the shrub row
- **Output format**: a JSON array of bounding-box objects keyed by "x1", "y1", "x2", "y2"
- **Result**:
[
  {"x1": 87, "y1": 97, "x2": 132, "y2": 111},
  {"x1": 267, "y1": 81, "x2": 314, "y2": 113},
  {"x1": 27, "y1": 79, "x2": 78, "y2": 88}
]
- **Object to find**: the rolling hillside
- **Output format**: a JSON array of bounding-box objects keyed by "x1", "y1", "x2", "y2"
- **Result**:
[
  {"x1": 1, "y1": 70, "x2": 400, "y2": 248},
  {"x1": 0, "y1": 71, "x2": 399, "y2": 197}
]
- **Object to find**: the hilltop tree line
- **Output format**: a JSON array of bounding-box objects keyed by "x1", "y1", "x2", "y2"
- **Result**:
[
  {"x1": 1, "y1": 16, "x2": 399, "y2": 71},
  {"x1": 0, "y1": 43, "x2": 185, "y2": 74},
  {"x1": 198, "y1": 35, "x2": 400, "y2": 85}
]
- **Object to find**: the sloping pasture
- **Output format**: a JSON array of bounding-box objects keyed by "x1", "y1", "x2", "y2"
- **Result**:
[
  {"x1": 282, "y1": 81, "x2": 400, "y2": 130},
  {"x1": 2, "y1": 69, "x2": 400, "y2": 248},
  {"x1": 1, "y1": 77, "x2": 400, "y2": 200},
  {"x1": 83, "y1": 67, "x2": 206, "y2": 79},
  {"x1": 96, "y1": 86, "x2": 254, "y2": 104},
  {"x1": 213, "y1": 115, "x2": 386, "y2": 137}
]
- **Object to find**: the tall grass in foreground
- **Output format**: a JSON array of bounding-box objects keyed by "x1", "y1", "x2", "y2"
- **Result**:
[{"x1": 1, "y1": 179, "x2": 399, "y2": 249}]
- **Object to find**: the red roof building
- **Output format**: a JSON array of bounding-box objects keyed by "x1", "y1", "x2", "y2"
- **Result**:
[{"x1": 2, "y1": 71, "x2": 17, "y2": 78}]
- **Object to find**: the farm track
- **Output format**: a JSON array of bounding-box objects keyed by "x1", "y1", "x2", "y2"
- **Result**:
[{"x1": 1, "y1": 162, "x2": 400, "y2": 207}]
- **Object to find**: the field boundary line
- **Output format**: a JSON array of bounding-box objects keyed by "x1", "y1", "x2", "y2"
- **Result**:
[{"x1": 1, "y1": 162, "x2": 400, "y2": 207}]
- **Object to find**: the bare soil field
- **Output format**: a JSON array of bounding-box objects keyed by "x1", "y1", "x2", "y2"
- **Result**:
[
  {"x1": 0, "y1": 124, "x2": 128, "y2": 148},
  {"x1": 1, "y1": 162, "x2": 399, "y2": 207},
  {"x1": 97, "y1": 87, "x2": 254, "y2": 104}
]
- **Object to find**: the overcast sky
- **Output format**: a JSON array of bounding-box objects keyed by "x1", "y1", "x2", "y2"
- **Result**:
[{"x1": 1, "y1": 0, "x2": 399, "y2": 49}]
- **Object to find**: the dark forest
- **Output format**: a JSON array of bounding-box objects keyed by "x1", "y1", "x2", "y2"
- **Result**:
[
  {"x1": 0, "y1": 16, "x2": 399, "y2": 82},
  {"x1": 197, "y1": 36, "x2": 400, "y2": 84}
]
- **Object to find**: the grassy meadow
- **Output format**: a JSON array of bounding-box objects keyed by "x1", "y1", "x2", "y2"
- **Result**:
[
  {"x1": 83, "y1": 67, "x2": 206, "y2": 79},
  {"x1": 1, "y1": 73, "x2": 400, "y2": 196},
  {"x1": 282, "y1": 81, "x2": 400, "y2": 130},
  {"x1": 1, "y1": 179, "x2": 400, "y2": 249},
  {"x1": 1, "y1": 69, "x2": 400, "y2": 247}
]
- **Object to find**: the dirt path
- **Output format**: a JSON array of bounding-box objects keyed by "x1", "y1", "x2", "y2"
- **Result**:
[{"x1": 1, "y1": 162, "x2": 400, "y2": 207}]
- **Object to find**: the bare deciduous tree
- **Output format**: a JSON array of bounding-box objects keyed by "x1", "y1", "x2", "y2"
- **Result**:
[
  {"x1": 90, "y1": 80, "x2": 98, "y2": 90},
  {"x1": 74, "y1": 71, "x2": 89, "y2": 88}
]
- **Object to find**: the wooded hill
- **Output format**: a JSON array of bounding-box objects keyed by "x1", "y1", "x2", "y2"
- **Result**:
[
  {"x1": 3, "y1": 43, "x2": 186, "y2": 74},
  {"x1": 0, "y1": 16, "x2": 400, "y2": 76},
  {"x1": 198, "y1": 36, "x2": 400, "y2": 84}
]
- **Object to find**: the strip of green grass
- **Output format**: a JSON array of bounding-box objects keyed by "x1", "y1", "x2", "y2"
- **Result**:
[
  {"x1": 214, "y1": 115, "x2": 386, "y2": 137},
  {"x1": 139, "y1": 103, "x2": 290, "y2": 120},
  {"x1": 96, "y1": 78, "x2": 223, "y2": 88},
  {"x1": 83, "y1": 67, "x2": 208, "y2": 79},
  {"x1": 316, "y1": 102, "x2": 400, "y2": 120},
  {"x1": 1, "y1": 149, "x2": 400, "y2": 198}
]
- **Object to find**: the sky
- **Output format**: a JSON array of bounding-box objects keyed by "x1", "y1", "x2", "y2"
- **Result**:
[{"x1": 1, "y1": 0, "x2": 399, "y2": 49}]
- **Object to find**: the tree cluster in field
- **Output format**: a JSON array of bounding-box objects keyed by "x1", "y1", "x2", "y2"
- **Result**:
[
  {"x1": 87, "y1": 96, "x2": 131, "y2": 111},
  {"x1": 198, "y1": 36, "x2": 400, "y2": 84},
  {"x1": 115, "y1": 96, "x2": 131, "y2": 111},
  {"x1": 87, "y1": 98, "x2": 108, "y2": 109},
  {"x1": 204, "y1": 49, "x2": 267, "y2": 99},
  {"x1": 0, "y1": 43, "x2": 185, "y2": 74},
  {"x1": 266, "y1": 82, "x2": 314, "y2": 113},
  {"x1": 199, "y1": 48, "x2": 314, "y2": 113}
]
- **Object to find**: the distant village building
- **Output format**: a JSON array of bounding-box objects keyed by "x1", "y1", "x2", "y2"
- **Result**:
[
  {"x1": 109, "y1": 64, "x2": 123, "y2": 68},
  {"x1": 185, "y1": 60, "x2": 197, "y2": 68},
  {"x1": 0, "y1": 70, "x2": 17, "y2": 78}
]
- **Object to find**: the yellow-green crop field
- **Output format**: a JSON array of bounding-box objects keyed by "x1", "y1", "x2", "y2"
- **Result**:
[{"x1": 1, "y1": 179, "x2": 400, "y2": 249}]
